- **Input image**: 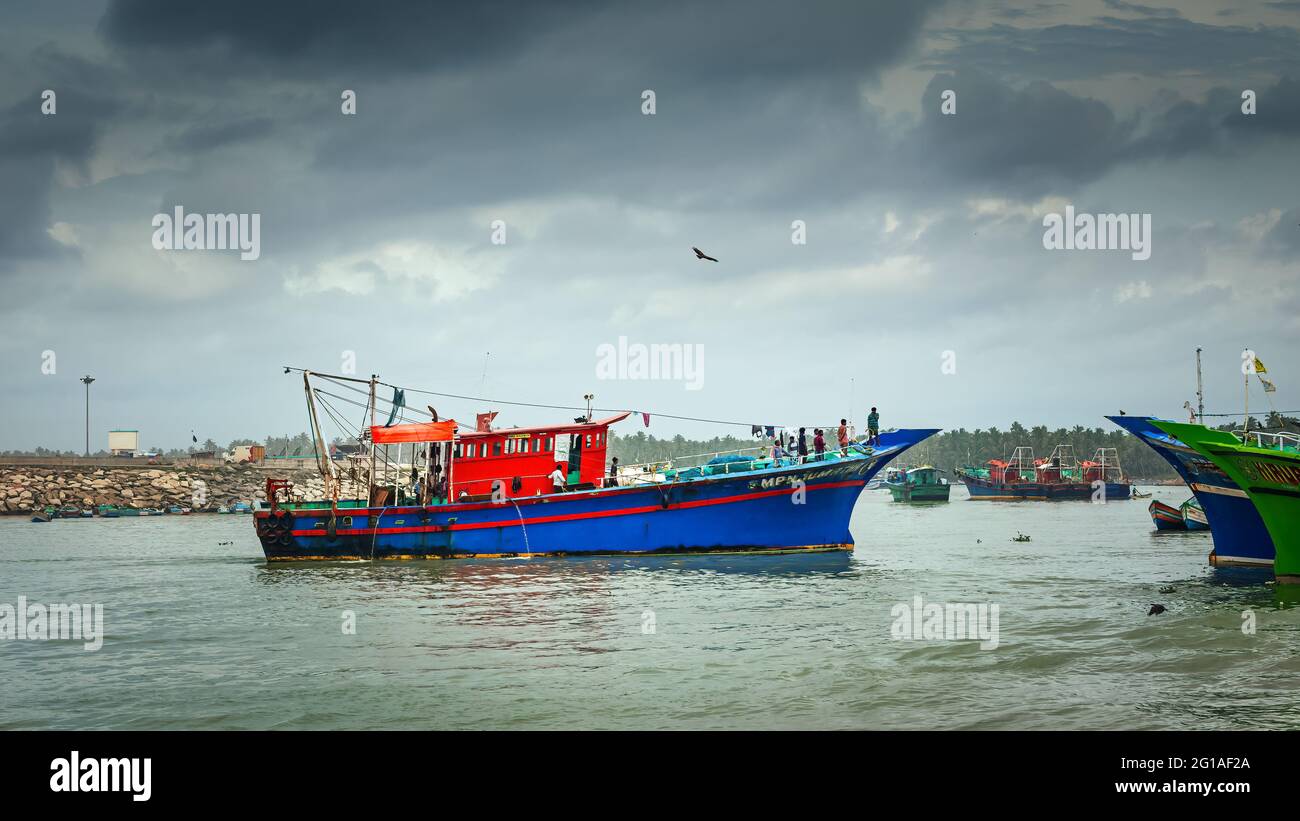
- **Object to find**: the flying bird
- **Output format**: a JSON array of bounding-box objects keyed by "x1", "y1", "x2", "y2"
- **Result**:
[{"x1": 692, "y1": 247, "x2": 718, "y2": 262}]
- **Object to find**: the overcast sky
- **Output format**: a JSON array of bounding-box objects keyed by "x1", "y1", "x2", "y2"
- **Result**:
[{"x1": 2, "y1": 0, "x2": 1297, "y2": 451}]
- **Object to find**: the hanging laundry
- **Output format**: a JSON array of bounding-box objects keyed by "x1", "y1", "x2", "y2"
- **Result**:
[
  {"x1": 752, "y1": 425, "x2": 762, "y2": 437},
  {"x1": 764, "y1": 425, "x2": 775, "y2": 438},
  {"x1": 383, "y1": 387, "x2": 405, "y2": 426}
]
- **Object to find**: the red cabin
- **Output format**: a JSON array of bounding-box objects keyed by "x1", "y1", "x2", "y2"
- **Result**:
[{"x1": 448, "y1": 412, "x2": 630, "y2": 499}]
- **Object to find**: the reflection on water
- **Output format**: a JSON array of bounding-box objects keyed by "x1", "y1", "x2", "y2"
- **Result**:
[{"x1": 3, "y1": 486, "x2": 1299, "y2": 730}]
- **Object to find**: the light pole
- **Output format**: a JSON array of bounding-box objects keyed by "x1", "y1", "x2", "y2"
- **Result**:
[{"x1": 80, "y1": 375, "x2": 95, "y2": 457}]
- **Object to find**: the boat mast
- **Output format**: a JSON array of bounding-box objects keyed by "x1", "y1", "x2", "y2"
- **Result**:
[
  {"x1": 369, "y1": 374, "x2": 378, "y2": 504},
  {"x1": 1195, "y1": 347, "x2": 1204, "y2": 422},
  {"x1": 302, "y1": 371, "x2": 334, "y2": 498},
  {"x1": 1243, "y1": 349, "x2": 1250, "y2": 434}
]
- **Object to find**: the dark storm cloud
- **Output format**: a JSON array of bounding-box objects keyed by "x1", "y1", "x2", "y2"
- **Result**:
[
  {"x1": 1127, "y1": 75, "x2": 1300, "y2": 159},
  {"x1": 99, "y1": 0, "x2": 601, "y2": 75},
  {"x1": 162, "y1": 116, "x2": 274, "y2": 153},
  {"x1": 0, "y1": 87, "x2": 118, "y2": 264},
  {"x1": 907, "y1": 71, "x2": 1129, "y2": 196},
  {"x1": 925, "y1": 16, "x2": 1300, "y2": 82},
  {"x1": 99, "y1": 0, "x2": 942, "y2": 82}
]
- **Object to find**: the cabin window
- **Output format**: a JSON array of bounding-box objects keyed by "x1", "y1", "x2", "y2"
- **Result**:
[
  {"x1": 453, "y1": 444, "x2": 461, "y2": 458},
  {"x1": 505, "y1": 440, "x2": 514, "y2": 455},
  {"x1": 586, "y1": 434, "x2": 592, "y2": 447},
  {"x1": 492, "y1": 441, "x2": 502, "y2": 457}
]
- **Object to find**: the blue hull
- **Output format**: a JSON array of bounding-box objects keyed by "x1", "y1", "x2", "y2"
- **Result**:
[
  {"x1": 961, "y1": 476, "x2": 1131, "y2": 501},
  {"x1": 1108, "y1": 416, "x2": 1274, "y2": 567},
  {"x1": 255, "y1": 429, "x2": 939, "y2": 560}
]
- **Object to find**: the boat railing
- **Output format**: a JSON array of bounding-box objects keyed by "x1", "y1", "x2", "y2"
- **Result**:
[
  {"x1": 1234, "y1": 429, "x2": 1300, "y2": 452},
  {"x1": 447, "y1": 441, "x2": 877, "y2": 498},
  {"x1": 617, "y1": 442, "x2": 873, "y2": 480}
]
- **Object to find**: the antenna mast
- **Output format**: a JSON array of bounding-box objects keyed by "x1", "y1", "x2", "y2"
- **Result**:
[{"x1": 1195, "y1": 347, "x2": 1204, "y2": 422}]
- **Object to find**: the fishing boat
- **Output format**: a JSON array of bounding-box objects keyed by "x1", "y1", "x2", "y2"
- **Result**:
[
  {"x1": 253, "y1": 371, "x2": 940, "y2": 560},
  {"x1": 117, "y1": 506, "x2": 141, "y2": 517},
  {"x1": 1152, "y1": 421, "x2": 1300, "y2": 582},
  {"x1": 886, "y1": 466, "x2": 951, "y2": 502},
  {"x1": 97, "y1": 504, "x2": 120, "y2": 518},
  {"x1": 232, "y1": 501, "x2": 253, "y2": 514},
  {"x1": 1181, "y1": 497, "x2": 1209, "y2": 530},
  {"x1": 1149, "y1": 499, "x2": 1186, "y2": 530},
  {"x1": 958, "y1": 445, "x2": 1131, "y2": 501},
  {"x1": 1109, "y1": 416, "x2": 1272, "y2": 568},
  {"x1": 31, "y1": 511, "x2": 51, "y2": 523},
  {"x1": 217, "y1": 505, "x2": 231, "y2": 514}
]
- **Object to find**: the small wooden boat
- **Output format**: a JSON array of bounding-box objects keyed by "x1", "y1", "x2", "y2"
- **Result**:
[
  {"x1": 97, "y1": 504, "x2": 120, "y2": 518},
  {"x1": 1150, "y1": 499, "x2": 1185, "y2": 530},
  {"x1": 1130, "y1": 488, "x2": 1151, "y2": 499},
  {"x1": 1181, "y1": 497, "x2": 1209, "y2": 530},
  {"x1": 31, "y1": 511, "x2": 51, "y2": 523},
  {"x1": 217, "y1": 505, "x2": 231, "y2": 514},
  {"x1": 117, "y1": 507, "x2": 141, "y2": 517}
]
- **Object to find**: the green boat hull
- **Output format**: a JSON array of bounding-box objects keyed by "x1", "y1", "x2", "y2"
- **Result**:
[
  {"x1": 1154, "y1": 422, "x2": 1300, "y2": 580},
  {"x1": 887, "y1": 483, "x2": 952, "y2": 502}
]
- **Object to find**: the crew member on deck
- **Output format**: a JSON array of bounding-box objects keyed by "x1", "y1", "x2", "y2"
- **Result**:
[
  {"x1": 549, "y1": 463, "x2": 567, "y2": 493},
  {"x1": 813, "y1": 429, "x2": 826, "y2": 459},
  {"x1": 608, "y1": 457, "x2": 619, "y2": 487},
  {"x1": 867, "y1": 407, "x2": 880, "y2": 447},
  {"x1": 838, "y1": 419, "x2": 849, "y2": 455},
  {"x1": 797, "y1": 427, "x2": 808, "y2": 461}
]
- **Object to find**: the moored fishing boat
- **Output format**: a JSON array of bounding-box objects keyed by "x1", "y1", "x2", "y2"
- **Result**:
[
  {"x1": 1181, "y1": 497, "x2": 1209, "y2": 530},
  {"x1": 1152, "y1": 421, "x2": 1300, "y2": 582},
  {"x1": 1109, "y1": 415, "x2": 1272, "y2": 568},
  {"x1": 886, "y1": 466, "x2": 951, "y2": 502},
  {"x1": 958, "y1": 445, "x2": 1131, "y2": 501},
  {"x1": 1149, "y1": 499, "x2": 1185, "y2": 530},
  {"x1": 253, "y1": 371, "x2": 940, "y2": 560}
]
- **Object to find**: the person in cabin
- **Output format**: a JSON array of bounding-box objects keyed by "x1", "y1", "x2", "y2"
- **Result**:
[
  {"x1": 608, "y1": 457, "x2": 619, "y2": 487},
  {"x1": 837, "y1": 419, "x2": 849, "y2": 455},
  {"x1": 797, "y1": 427, "x2": 808, "y2": 461},
  {"x1": 867, "y1": 407, "x2": 880, "y2": 446},
  {"x1": 549, "y1": 463, "x2": 567, "y2": 493},
  {"x1": 813, "y1": 429, "x2": 826, "y2": 459}
]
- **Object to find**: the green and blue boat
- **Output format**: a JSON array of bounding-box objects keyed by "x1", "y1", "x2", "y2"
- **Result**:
[
  {"x1": 1153, "y1": 421, "x2": 1300, "y2": 582},
  {"x1": 886, "y1": 466, "x2": 951, "y2": 502}
]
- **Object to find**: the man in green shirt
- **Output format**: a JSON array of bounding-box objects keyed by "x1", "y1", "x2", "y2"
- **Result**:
[{"x1": 867, "y1": 407, "x2": 880, "y2": 446}]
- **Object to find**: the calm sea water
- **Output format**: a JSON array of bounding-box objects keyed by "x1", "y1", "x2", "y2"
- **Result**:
[{"x1": 3, "y1": 486, "x2": 1299, "y2": 730}]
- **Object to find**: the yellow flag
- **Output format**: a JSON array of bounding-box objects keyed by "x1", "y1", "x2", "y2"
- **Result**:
[{"x1": 1253, "y1": 355, "x2": 1267, "y2": 374}]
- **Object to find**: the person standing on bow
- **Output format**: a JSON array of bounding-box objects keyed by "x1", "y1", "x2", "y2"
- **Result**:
[{"x1": 867, "y1": 407, "x2": 880, "y2": 447}]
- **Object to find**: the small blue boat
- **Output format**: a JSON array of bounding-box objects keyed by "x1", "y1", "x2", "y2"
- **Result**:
[{"x1": 1109, "y1": 415, "x2": 1273, "y2": 568}]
